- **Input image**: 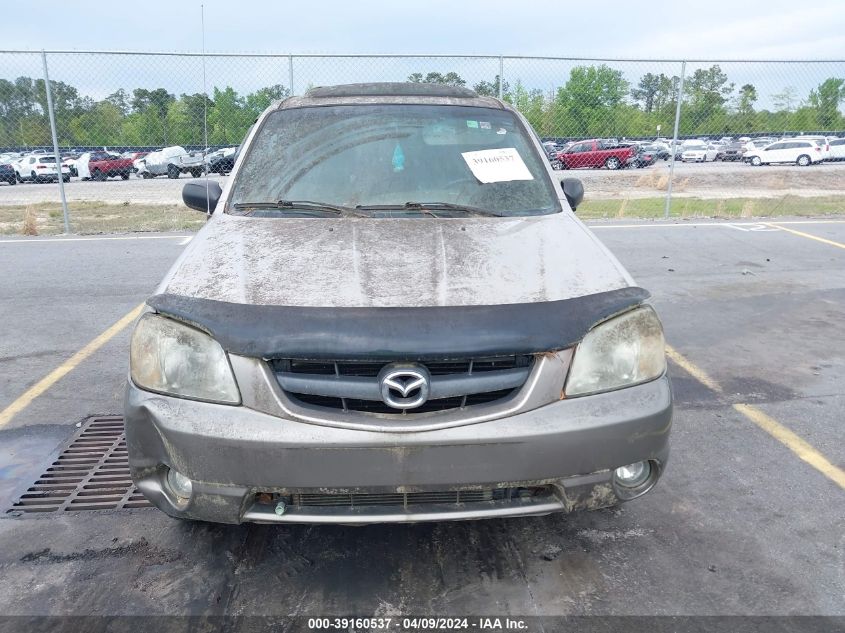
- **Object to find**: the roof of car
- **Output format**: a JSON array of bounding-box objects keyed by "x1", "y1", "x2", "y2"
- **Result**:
[{"x1": 276, "y1": 82, "x2": 505, "y2": 110}]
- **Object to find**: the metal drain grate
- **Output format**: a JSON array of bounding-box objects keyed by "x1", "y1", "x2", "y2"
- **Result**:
[{"x1": 7, "y1": 416, "x2": 151, "y2": 514}]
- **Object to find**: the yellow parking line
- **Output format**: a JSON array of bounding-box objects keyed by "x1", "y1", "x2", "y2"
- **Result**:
[
  {"x1": 764, "y1": 223, "x2": 845, "y2": 249},
  {"x1": 665, "y1": 344, "x2": 723, "y2": 394},
  {"x1": 734, "y1": 404, "x2": 845, "y2": 489},
  {"x1": 666, "y1": 345, "x2": 845, "y2": 490},
  {"x1": 0, "y1": 303, "x2": 144, "y2": 430}
]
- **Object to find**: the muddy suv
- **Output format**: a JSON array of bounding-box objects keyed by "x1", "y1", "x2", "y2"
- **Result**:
[{"x1": 125, "y1": 83, "x2": 672, "y2": 525}]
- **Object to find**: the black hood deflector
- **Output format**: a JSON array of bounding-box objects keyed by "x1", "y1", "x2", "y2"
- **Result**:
[{"x1": 147, "y1": 287, "x2": 650, "y2": 360}]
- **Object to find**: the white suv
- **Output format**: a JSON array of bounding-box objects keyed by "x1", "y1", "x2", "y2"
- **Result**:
[{"x1": 744, "y1": 140, "x2": 824, "y2": 167}]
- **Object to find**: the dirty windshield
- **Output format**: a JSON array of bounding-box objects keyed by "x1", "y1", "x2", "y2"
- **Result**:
[{"x1": 229, "y1": 104, "x2": 560, "y2": 217}]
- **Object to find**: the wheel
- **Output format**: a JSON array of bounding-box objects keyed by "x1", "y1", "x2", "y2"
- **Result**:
[
  {"x1": 31, "y1": 171, "x2": 40, "y2": 184},
  {"x1": 796, "y1": 154, "x2": 811, "y2": 167},
  {"x1": 141, "y1": 171, "x2": 153, "y2": 179},
  {"x1": 93, "y1": 169, "x2": 105, "y2": 181},
  {"x1": 751, "y1": 156, "x2": 762, "y2": 166},
  {"x1": 167, "y1": 164, "x2": 180, "y2": 179},
  {"x1": 605, "y1": 156, "x2": 621, "y2": 170},
  {"x1": 121, "y1": 172, "x2": 129, "y2": 180},
  {"x1": 550, "y1": 160, "x2": 562, "y2": 171},
  {"x1": 6, "y1": 177, "x2": 15, "y2": 185},
  {"x1": 190, "y1": 168, "x2": 203, "y2": 178},
  {"x1": 15, "y1": 172, "x2": 22, "y2": 183},
  {"x1": 62, "y1": 175, "x2": 70, "y2": 183}
]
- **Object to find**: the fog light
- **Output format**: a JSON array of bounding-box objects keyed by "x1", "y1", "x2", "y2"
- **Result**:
[
  {"x1": 614, "y1": 461, "x2": 651, "y2": 488},
  {"x1": 166, "y1": 468, "x2": 193, "y2": 500}
]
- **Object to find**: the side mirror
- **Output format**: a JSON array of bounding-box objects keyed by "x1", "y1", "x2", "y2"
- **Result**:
[
  {"x1": 182, "y1": 180, "x2": 223, "y2": 213},
  {"x1": 561, "y1": 177, "x2": 584, "y2": 211}
]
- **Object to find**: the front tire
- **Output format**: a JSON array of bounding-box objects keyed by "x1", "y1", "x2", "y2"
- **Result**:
[
  {"x1": 167, "y1": 164, "x2": 180, "y2": 179},
  {"x1": 605, "y1": 156, "x2": 621, "y2": 170},
  {"x1": 796, "y1": 154, "x2": 811, "y2": 167},
  {"x1": 751, "y1": 156, "x2": 762, "y2": 166}
]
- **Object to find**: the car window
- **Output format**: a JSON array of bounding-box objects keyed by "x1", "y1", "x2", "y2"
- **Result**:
[
  {"x1": 231, "y1": 104, "x2": 561, "y2": 217},
  {"x1": 766, "y1": 143, "x2": 783, "y2": 150},
  {"x1": 830, "y1": 139, "x2": 845, "y2": 146}
]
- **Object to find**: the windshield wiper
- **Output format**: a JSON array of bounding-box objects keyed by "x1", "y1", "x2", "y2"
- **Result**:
[
  {"x1": 233, "y1": 200, "x2": 368, "y2": 217},
  {"x1": 355, "y1": 202, "x2": 503, "y2": 217}
]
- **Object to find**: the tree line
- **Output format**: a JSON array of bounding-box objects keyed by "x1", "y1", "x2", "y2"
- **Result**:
[{"x1": 0, "y1": 64, "x2": 842, "y2": 149}]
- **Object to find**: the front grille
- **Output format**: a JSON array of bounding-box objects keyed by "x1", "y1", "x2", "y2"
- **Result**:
[
  {"x1": 270, "y1": 355, "x2": 532, "y2": 416},
  {"x1": 292, "y1": 388, "x2": 515, "y2": 415},
  {"x1": 271, "y1": 486, "x2": 553, "y2": 509}
]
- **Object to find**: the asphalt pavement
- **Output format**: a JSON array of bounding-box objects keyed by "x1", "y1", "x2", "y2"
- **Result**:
[{"x1": 0, "y1": 219, "x2": 842, "y2": 620}]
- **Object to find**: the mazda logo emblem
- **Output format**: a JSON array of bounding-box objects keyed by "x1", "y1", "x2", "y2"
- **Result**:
[{"x1": 378, "y1": 364, "x2": 431, "y2": 410}]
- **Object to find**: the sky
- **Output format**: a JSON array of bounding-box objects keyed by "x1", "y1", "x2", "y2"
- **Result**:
[
  {"x1": 2, "y1": 0, "x2": 844, "y2": 59},
  {"x1": 0, "y1": 0, "x2": 843, "y2": 111}
]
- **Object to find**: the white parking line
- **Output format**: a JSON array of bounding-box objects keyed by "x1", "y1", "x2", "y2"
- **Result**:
[
  {"x1": 588, "y1": 219, "x2": 845, "y2": 230},
  {"x1": 0, "y1": 235, "x2": 190, "y2": 244}
]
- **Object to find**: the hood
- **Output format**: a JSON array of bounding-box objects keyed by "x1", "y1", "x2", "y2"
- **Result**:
[{"x1": 161, "y1": 211, "x2": 631, "y2": 308}]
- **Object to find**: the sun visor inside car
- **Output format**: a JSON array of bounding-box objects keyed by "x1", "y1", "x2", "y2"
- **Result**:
[{"x1": 147, "y1": 287, "x2": 650, "y2": 360}]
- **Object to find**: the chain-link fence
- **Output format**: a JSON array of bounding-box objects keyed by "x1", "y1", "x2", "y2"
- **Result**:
[{"x1": 0, "y1": 51, "x2": 843, "y2": 234}]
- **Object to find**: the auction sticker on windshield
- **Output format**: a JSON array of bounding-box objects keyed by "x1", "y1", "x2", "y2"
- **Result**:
[{"x1": 461, "y1": 147, "x2": 534, "y2": 183}]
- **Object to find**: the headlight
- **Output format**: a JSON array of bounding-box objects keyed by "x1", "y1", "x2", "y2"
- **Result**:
[
  {"x1": 130, "y1": 313, "x2": 240, "y2": 404},
  {"x1": 564, "y1": 306, "x2": 666, "y2": 397}
]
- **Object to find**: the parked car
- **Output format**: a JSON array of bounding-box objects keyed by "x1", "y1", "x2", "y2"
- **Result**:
[
  {"x1": 134, "y1": 146, "x2": 205, "y2": 179},
  {"x1": 744, "y1": 139, "x2": 824, "y2": 166},
  {"x1": 557, "y1": 139, "x2": 635, "y2": 170},
  {"x1": 641, "y1": 143, "x2": 671, "y2": 161},
  {"x1": 125, "y1": 82, "x2": 672, "y2": 525},
  {"x1": 791, "y1": 136, "x2": 831, "y2": 161},
  {"x1": 207, "y1": 146, "x2": 239, "y2": 174},
  {"x1": 88, "y1": 152, "x2": 136, "y2": 180},
  {"x1": 0, "y1": 162, "x2": 16, "y2": 185},
  {"x1": 626, "y1": 145, "x2": 658, "y2": 168},
  {"x1": 13, "y1": 155, "x2": 71, "y2": 183},
  {"x1": 680, "y1": 143, "x2": 719, "y2": 162},
  {"x1": 718, "y1": 142, "x2": 747, "y2": 162},
  {"x1": 828, "y1": 137, "x2": 845, "y2": 161}
]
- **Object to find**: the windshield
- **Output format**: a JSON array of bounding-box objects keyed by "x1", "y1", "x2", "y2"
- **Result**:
[{"x1": 229, "y1": 104, "x2": 560, "y2": 217}]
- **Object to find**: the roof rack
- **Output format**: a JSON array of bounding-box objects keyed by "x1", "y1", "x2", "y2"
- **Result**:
[{"x1": 305, "y1": 82, "x2": 479, "y2": 99}]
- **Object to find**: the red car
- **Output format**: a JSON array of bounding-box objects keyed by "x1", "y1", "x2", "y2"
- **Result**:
[
  {"x1": 556, "y1": 139, "x2": 635, "y2": 170},
  {"x1": 88, "y1": 151, "x2": 145, "y2": 180}
]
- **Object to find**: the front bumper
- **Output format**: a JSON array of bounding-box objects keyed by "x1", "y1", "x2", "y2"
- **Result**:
[{"x1": 125, "y1": 370, "x2": 672, "y2": 524}]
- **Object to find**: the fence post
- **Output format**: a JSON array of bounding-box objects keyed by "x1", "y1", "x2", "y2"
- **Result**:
[
  {"x1": 663, "y1": 60, "x2": 686, "y2": 219},
  {"x1": 41, "y1": 50, "x2": 70, "y2": 234},
  {"x1": 498, "y1": 55, "x2": 504, "y2": 100},
  {"x1": 288, "y1": 54, "x2": 294, "y2": 96}
]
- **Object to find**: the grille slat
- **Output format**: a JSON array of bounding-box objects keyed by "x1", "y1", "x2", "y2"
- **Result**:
[
  {"x1": 272, "y1": 355, "x2": 532, "y2": 416},
  {"x1": 7, "y1": 416, "x2": 151, "y2": 515},
  {"x1": 283, "y1": 486, "x2": 551, "y2": 510}
]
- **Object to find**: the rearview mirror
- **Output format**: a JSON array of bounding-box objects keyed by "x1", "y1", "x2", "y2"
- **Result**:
[
  {"x1": 182, "y1": 180, "x2": 222, "y2": 214},
  {"x1": 561, "y1": 178, "x2": 584, "y2": 211}
]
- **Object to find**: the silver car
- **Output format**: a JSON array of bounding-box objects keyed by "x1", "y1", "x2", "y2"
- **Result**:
[{"x1": 125, "y1": 83, "x2": 672, "y2": 525}]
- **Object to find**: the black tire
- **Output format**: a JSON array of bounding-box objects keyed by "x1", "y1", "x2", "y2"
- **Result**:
[
  {"x1": 190, "y1": 168, "x2": 203, "y2": 178},
  {"x1": 605, "y1": 156, "x2": 621, "y2": 170},
  {"x1": 6, "y1": 177, "x2": 15, "y2": 185},
  {"x1": 167, "y1": 164, "x2": 180, "y2": 179},
  {"x1": 751, "y1": 156, "x2": 762, "y2": 166},
  {"x1": 141, "y1": 171, "x2": 153, "y2": 179},
  {"x1": 550, "y1": 160, "x2": 562, "y2": 171},
  {"x1": 15, "y1": 172, "x2": 22, "y2": 183},
  {"x1": 62, "y1": 175, "x2": 70, "y2": 183},
  {"x1": 31, "y1": 171, "x2": 40, "y2": 184},
  {"x1": 93, "y1": 169, "x2": 105, "y2": 181},
  {"x1": 796, "y1": 154, "x2": 811, "y2": 167},
  {"x1": 121, "y1": 172, "x2": 129, "y2": 180}
]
